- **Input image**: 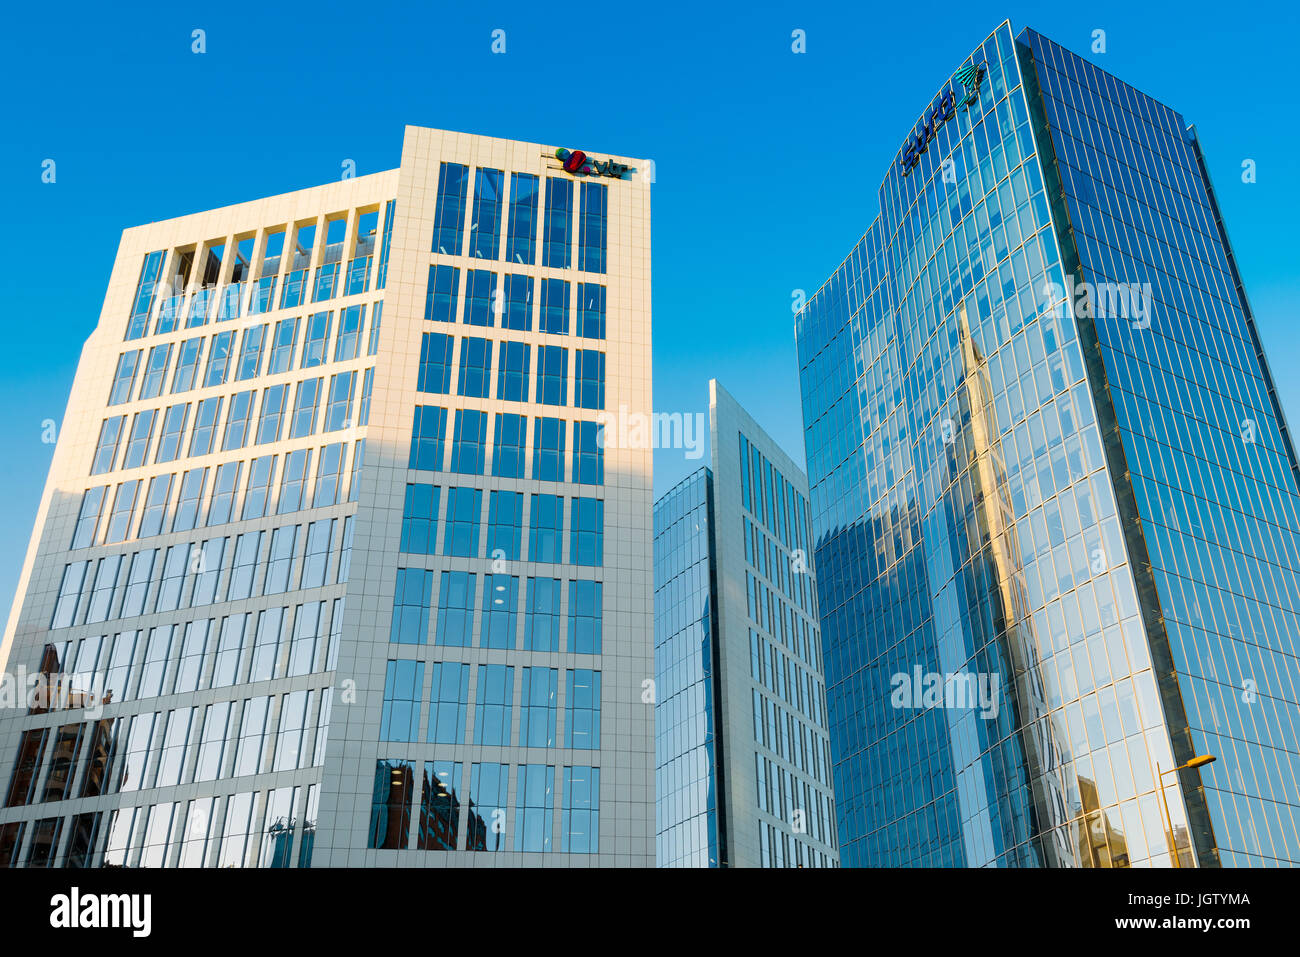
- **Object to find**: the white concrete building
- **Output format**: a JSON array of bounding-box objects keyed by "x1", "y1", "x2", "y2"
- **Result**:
[{"x1": 0, "y1": 125, "x2": 654, "y2": 868}]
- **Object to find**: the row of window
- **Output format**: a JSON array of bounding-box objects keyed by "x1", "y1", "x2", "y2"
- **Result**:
[
  {"x1": 398, "y1": 487, "x2": 603, "y2": 565},
  {"x1": 740, "y1": 432, "x2": 813, "y2": 556},
  {"x1": 2, "y1": 783, "x2": 319, "y2": 868},
  {"x1": 114, "y1": 304, "x2": 381, "y2": 407},
  {"x1": 127, "y1": 202, "x2": 395, "y2": 341},
  {"x1": 74, "y1": 439, "x2": 364, "y2": 551},
  {"x1": 369, "y1": 758, "x2": 599, "y2": 854},
  {"x1": 751, "y1": 688, "x2": 833, "y2": 790},
  {"x1": 417, "y1": 332, "x2": 605, "y2": 409},
  {"x1": 744, "y1": 516, "x2": 816, "y2": 621},
  {"x1": 53, "y1": 519, "x2": 352, "y2": 631},
  {"x1": 409, "y1": 407, "x2": 604, "y2": 484},
  {"x1": 92, "y1": 368, "x2": 373, "y2": 477},
  {"x1": 745, "y1": 571, "x2": 822, "y2": 675},
  {"x1": 430, "y1": 163, "x2": 607, "y2": 276},
  {"x1": 390, "y1": 572, "x2": 602, "y2": 652},
  {"x1": 749, "y1": 630, "x2": 828, "y2": 730},
  {"x1": 424, "y1": 266, "x2": 607, "y2": 338},
  {"x1": 381, "y1": 661, "x2": 600, "y2": 749},
  {"x1": 754, "y1": 752, "x2": 837, "y2": 852},
  {"x1": 6, "y1": 686, "x2": 331, "y2": 814}
]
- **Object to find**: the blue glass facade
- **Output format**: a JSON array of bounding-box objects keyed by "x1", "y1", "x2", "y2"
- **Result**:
[{"x1": 797, "y1": 22, "x2": 1300, "y2": 867}]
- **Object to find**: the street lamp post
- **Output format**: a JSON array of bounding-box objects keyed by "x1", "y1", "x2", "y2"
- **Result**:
[{"x1": 1156, "y1": 754, "x2": 1216, "y2": 868}]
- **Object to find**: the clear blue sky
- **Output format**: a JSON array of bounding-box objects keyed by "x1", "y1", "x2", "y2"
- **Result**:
[{"x1": 2, "y1": 0, "x2": 1297, "y2": 615}]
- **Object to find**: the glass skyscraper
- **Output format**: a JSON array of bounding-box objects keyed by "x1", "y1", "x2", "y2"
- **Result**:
[
  {"x1": 797, "y1": 22, "x2": 1300, "y2": 867},
  {"x1": 655, "y1": 381, "x2": 837, "y2": 867},
  {"x1": 0, "y1": 126, "x2": 654, "y2": 868}
]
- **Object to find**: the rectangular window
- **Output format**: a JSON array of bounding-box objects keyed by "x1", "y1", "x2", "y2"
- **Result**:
[
  {"x1": 203, "y1": 333, "x2": 232, "y2": 388},
  {"x1": 480, "y1": 574, "x2": 519, "y2": 650},
  {"x1": 506, "y1": 172, "x2": 539, "y2": 265},
  {"x1": 324, "y1": 371, "x2": 356, "y2": 431},
  {"x1": 432, "y1": 162, "x2": 469, "y2": 256},
  {"x1": 155, "y1": 404, "x2": 189, "y2": 463},
  {"x1": 140, "y1": 344, "x2": 172, "y2": 399},
  {"x1": 449, "y1": 409, "x2": 487, "y2": 474},
  {"x1": 567, "y1": 580, "x2": 602, "y2": 654},
  {"x1": 256, "y1": 384, "x2": 288, "y2": 445},
  {"x1": 532, "y1": 417, "x2": 566, "y2": 482},
  {"x1": 104, "y1": 480, "x2": 140, "y2": 543},
  {"x1": 579, "y1": 182, "x2": 608, "y2": 273},
  {"x1": 409, "y1": 405, "x2": 448, "y2": 471},
  {"x1": 263, "y1": 525, "x2": 299, "y2": 594},
  {"x1": 466, "y1": 763, "x2": 508, "y2": 852},
  {"x1": 493, "y1": 341, "x2": 530, "y2": 403},
  {"x1": 542, "y1": 178, "x2": 573, "y2": 269},
  {"x1": 5, "y1": 729, "x2": 49, "y2": 807},
  {"x1": 428, "y1": 662, "x2": 470, "y2": 744},
  {"x1": 188, "y1": 396, "x2": 222, "y2": 456},
  {"x1": 540, "y1": 278, "x2": 570, "y2": 335},
  {"x1": 391, "y1": 568, "x2": 433, "y2": 644},
  {"x1": 536, "y1": 345, "x2": 568, "y2": 406},
  {"x1": 194, "y1": 702, "x2": 232, "y2": 782},
  {"x1": 565, "y1": 669, "x2": 601, "y2": 750},
  {"x1": 249, "y1": 609, "x2": 285, "y2": 682},
  {"x1": 572, "y1": 420, "x2": 605, "y2": 485},
  {"x1": 138, "y1": 626, "x2": 175, "y2": 696},
  {"x1": 171, "y1": 339, "x2": 204, "y2": 395},
  {"x1": 235, "y1": 325, "x2": 267, "y2": 381},
  {"x1": 457, "y1": 337, "x2": 492, "y2": 398},
  {"x1": 139, "y1": 475, "x2": 172, "y2": 538},
  {"x1": 470, "y1": 167, "x2": 504, "y2": 260},
  {"x1": 528, "y1": 494, "x2": 563, "y2": 563},
  {"x1": 577, "y1": 283, "x2": 606, "y2": 339},
  {"x1": 173, "y1": 621, "x2": 211, "y2": 693},
  {"x1": 485, "y1": 490, "x2": 523, "y2": 562},
  {"x1": 226, "y1": 531, "x2": 263, "y2": 602},
  {"x1": 301, "y1": 312, "x2": 332, "y2": 368},
  {"x1": 84, "y1": 555, "x2": 122, "y2": 624},
  {"x1": 313, "y1": 442, "x2": 345, "y2": 507},
  {"x1": 523, "y1": 577, "x2": 562, "y2": 652},
  {"x1": 109, "y1": 350, "x2": 141, "y2": 405},
  {"x1": 424, "y1": 265, "x2": 460, "y2": 323},
  {"x1": 515, "y1": 763, "x2": 555, "y2": 852},
  {"x1": 335, "y1": 304, "x2": 364, "y2": 361},
  {"x1": 358, "y1": 367, "x2": 373, "y2": 427},
  {"x1": 337, "y1": 516, "x2": 355, "y2": 584},
  {"x1": 419, "y1": 761, "x2": 462, "y2": 851},
  {"x1": 121, "y1": 553, "x2": 155, "y2": 618},
  {"x1": 172, "y1": 467, "x2": 207, "y2": 531},
  {"x1": 290, "y1": 378, "x2": 322, "y2": 438},
  {"x1": 435, "y1": 570, "x2": 476, "y2": 646},
  {"x1": 417, "y1": 333, "x2": 454, "y2": 394},
  {"x1": 91, "y1": 416, "x2": 125, "y2": 475},
  {"x1": 503, "y1": 273, "x2": 533, "y2": 331},
  {"x1": 243, "y1": 456, "x2": 277, "y2": 520},
  {"x1": 400, "y1": 483, "x2": 441, "y2": 554},
  {"x1": 561, "y1": 766, "x2": 600, "y2": 853},
  {"x1": 71, "y1": 486, "x2": 107, "y2": 548},
  {"x1": 299, "y1": 520, "x2": 333, "y2": 589},
  {"x1": 222, "y1": 390, "x2": 255, "y2": 451},
  {"x1": 376, "y1": 200, "x2": 395, "y2": 290},
  {"x1": 474, "y1": 664, "x2": 514, "y2": 746},
  {"x1": 280, "y1": 268, "x2": 307, "y2": 310},
  {"x1": 443, "y1": 487, "x2": 482, "y2": 558},
  {"x1": 367, "y1": 759, "x2": 414, "y2": 850},
  {"x1": 575, "y1": 350, "x2": 605, "y2": 410},
  {"x1": 492, "y1": 413, "x2": 527, "y2": 479},
  {"x1": 380, "y1": 659, "x2": 425, "y2": 742},
  {"x1": 367, "y1": 301, "x2": 383, "y2": 355},
  {"x1": 268, "y1": 317, "x2": 298, "y2": 374},
  {"x1": 464, "y1": 269, "x2": 497, "y2": 326},
  {"x1": 570, "y1": 497, "x2": 604, "y2": 566},
  {"x1": 126, "y1": 250, "x2": 165, "y2": 340},
  {"x1": 190, "y1": 538, "x2": 226, "y2": 606},
  {"x1": 122, "y1": 410, "x2": 156, "y2": 469}
]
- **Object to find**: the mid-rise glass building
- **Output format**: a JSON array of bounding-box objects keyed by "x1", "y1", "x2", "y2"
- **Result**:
[
  {"x1": 0, "y1": 126, "x2": 654, "y2": 867},
  {"x1": 797, "y1": 23, "x2": 1300, "y2": 866},
  {"x1": 655, "y1": 381, "x2": 837, "y2": 867}
]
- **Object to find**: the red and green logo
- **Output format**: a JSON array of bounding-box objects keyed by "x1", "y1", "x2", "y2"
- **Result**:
[{"x1": 555, "y1": 148, "x2": 635, "y2": 179}]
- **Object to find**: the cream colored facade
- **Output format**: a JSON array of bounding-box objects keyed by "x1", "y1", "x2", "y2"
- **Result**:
[{"x1": 0, "y1": 125, "x2": 653, "y2": 867}]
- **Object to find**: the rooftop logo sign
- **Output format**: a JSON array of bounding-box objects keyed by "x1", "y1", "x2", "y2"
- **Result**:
[
  {"x1": 555, "y1": 148, "x2": 636, "y2": 180},
  {"x1": 899, "y1": 62, "x2": 986, "y2": 176}
]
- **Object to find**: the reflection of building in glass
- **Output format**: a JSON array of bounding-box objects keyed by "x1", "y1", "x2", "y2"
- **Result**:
[
  {"x1": 654, "y1": 382, "x2": 838, "y2": 867},
  {"x1": 0, "y1": 125, "x2": 653, "y2": 867},
  {"x1": 797, "y1": 22, "x2": 1300, "y2": 867}
]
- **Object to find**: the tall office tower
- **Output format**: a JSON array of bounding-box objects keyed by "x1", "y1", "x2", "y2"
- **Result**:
[
  {"x1": 0, "y1": 126, "x2": 653, "y2": 868},
  {"x1": 796, "y1": 22, "x2": 1300, "y2": 867},
  {"x1": 654, "y1": 381, "x2": 838, "y2": 867}
]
